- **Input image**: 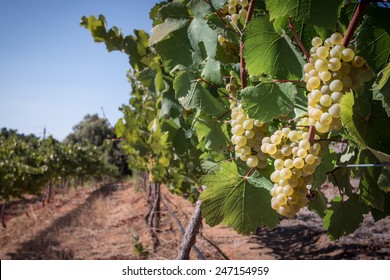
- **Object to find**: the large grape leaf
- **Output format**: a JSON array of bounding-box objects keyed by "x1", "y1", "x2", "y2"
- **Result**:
[
  {"x1": 265, "y1": 0, "x2": 344, "y2": 30},
  {"x1": 340, "y1": 92, "x2": 390, "y2": 154},
  {"x1": 357, "y1": 149, "x2": 385, "y2": 211},
  {"x1": 193, "y1": 113, "x2": 229, "y2": 152},
  {"x1": 151, "y1": 1, "x2": 220, "y2": 70},
  {"x1": 312, "y1": 148, "x2": 337, "y2": 189},
  {"x1": 149, "y1": 18, "x2": 190, "y2": 45},
  {"x1": 308, "y1": 191, "x2": 328, "y2": 218},
  {"x1": 155, "y1": 28, "x2": 193, "y2": 70},
  {"x1": 323, "y1": 194, "x2": 368, "y2": 240},
  {"x1": 368, "y1": 147, "x2": 390, "y2": 193},
  {"x1": 355, "y1": 6, "x2": 390, "y2": 74},
  {"x1": 200, "y1": 161, "x2": 279, "y2": 235},
  {"x1": 201, "y1": 58, "x2": 224, "y2": 85},
  {"x1": 173, "y1": 71, "x2": 226, "y2": 116},
  {"x1": 373, "y1": 63, "x2": 390, "y2": 117},
  {"x1": 240, "y1": 82, "x2": 296, "y2": 122},
  {"x1": 243, "y1": 17, "x2": 305, "y2": 80}
]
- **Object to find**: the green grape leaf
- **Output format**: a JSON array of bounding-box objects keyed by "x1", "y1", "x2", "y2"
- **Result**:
[
  {"x1": 201, "y1": 58, "x2": 224, "y2": 85},
  {"x1": 193, "y1": 113, "x2": 229, "y2": 152},
  {"x1": 340, "y1": 92, "x2": 390, "y2": 154},
  {"x1": 246, "y1": 167, "x2": 274, "y2": 191},
  {"x1": 378, "y1": 168, "x2": 390, "y2": 193},
  {"x1": 373, "y1": 63, "x2": 390, "y2": 117},
  {"x1": 155, "y1": 28, "x2": 193, "y2": 70},
  {"x1": 243, "y1": 17, "x2": 305, "y2": 79},
  {"x1": 201, "y1": 160, "x2": 221, "y2": 173},
  {"x1": 159, "y1": 90, "x2": 182, "y2": 119},
  {"x1": 371, "y1": 193, "x2": 390, "y2": 222},
  {"x1": 308, "y1": 190, "x2": 328, "y2": 218},
  {"x1": 188, "y1": 17, "x2": 218, "y2": 62},
  {"x1": 240, "y1": 83, "x2": 296, "y2": 122},
  {"x1": 265, "y1": 0, "x2": 344, "y2": 30},
  {"x1": 329, "y1": 165, "x2": 354, "y2": 196},
  {"x1": 200, "y1": 161, "x2": 279, "y2": 234},
  {"x1": 173, "y1": 71, "x2": 226, "y2": 116},
  {"x1": 323, "y1": 194, "x2": 368, "y2": 240},
  {"x1": 355, "y1": 6, "x2": 390, "y2": 74},
  {"x1": 357, "y1": 149, "x2": 385, "y2": 211},
  {"x1": 157, "y1": 1, "x2": 190, "y2": 20},
  {"x1": 206, "y1": 14, "x2": 239, "y2": 44},
  {"x1": 312, "y1": 148, "x2": 337, "y2": 189},
  {"x1": 149, "y1": 18, "x2": 190, "y2": 45}
]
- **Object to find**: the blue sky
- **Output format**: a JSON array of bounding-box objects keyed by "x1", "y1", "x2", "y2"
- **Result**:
[{"x1": 0, "y1": 0, "x2": 160, "y2": 140}]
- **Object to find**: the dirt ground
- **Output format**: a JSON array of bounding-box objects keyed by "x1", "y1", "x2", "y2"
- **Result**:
[{"x1": 0, "y1": 182, "x2": 389, "y2": 260}]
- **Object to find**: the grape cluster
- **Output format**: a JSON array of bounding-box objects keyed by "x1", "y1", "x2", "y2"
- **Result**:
[
  {"x1": 261, "y1": 129, "x2": 322, "y2": 217},
  {"x1": 218, "y1": 35, "x2": 237, "y2": 55},
  {"x1": 219, "y1": 0, "x2": 249, "y2": 22},
  {"x1": 304, "y1": 32, "x2": 371, "y2": 134},
  {"x1": 228, "y1": 81, "x2": 269, "y2": 169}
]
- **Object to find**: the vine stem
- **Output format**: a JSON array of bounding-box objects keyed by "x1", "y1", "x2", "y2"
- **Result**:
[
  {"x1": 288, "y1": 16, "x2": 310, "y2": 62},
  {"x1": 342, "y1": 0, "x2": 369, "y2": 47},
  {"x1": 244, "y1": 166, "x2": 257, "y2": 178},
  {"x1": 273, "y1": 79, "x2": 305, "y2": 84},
  {"x1": 240, "y1": 0, "x2": 256, "y2": 90},
  {"x1": 217, "y1": 109, "x2": 232, "y2": 121},
  {"x1": 203, "y1": 0, "x2": 240, "y2": 37},
  {"x1": 198, "y1": 78, "x2": 234, "y2": 100},
  {"x1": 314, "y1": 138, "x2": 349, "y2": 144}
]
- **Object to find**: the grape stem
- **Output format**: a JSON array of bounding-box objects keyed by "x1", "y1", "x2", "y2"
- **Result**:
[
  {"x1": 287, "y1": 16, "x2": 310, "y2": 62},
  {"x1": 203, "y1": 0, "x2": 240, "y2": 37},
  {"x1": 217, "y1": 109, "x2": 232, "y2": 121},
  {"x1": 244, "y1": 166, "x2": 257, "y2": 178},
  {"x1": 198, "y1": 78, "x2": 235, "y2": 100},
  {"x1": 240, "y1": 0, "x2": 256, "y2": 89},
  {"x1": 226, "y1": 16, "x2": 243, "y2": 36},
  {"x1": 314, "y1": 138, "x2": 349, "y2": 144},
  {"x1": 342, "y1": 0, "x2": 369, "y2": 47},
  {"x1": 273, "y1": 79, "x2": 305, "y2": 84}
]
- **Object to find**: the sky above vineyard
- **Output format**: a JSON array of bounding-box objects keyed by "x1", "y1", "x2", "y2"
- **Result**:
[{"x1": 0, "y1": 0, "x2": 160, "y2": 140}]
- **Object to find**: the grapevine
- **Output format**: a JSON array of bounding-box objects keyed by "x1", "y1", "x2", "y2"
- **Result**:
[{"x1": 81, "y1": 0, "x2": 390, "y2": 248}]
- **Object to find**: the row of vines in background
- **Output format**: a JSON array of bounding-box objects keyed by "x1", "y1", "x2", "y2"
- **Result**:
[
  {"x1": 0, "y1": 129, "x2": 118, "y2": 227},
  {"x1": 81, "y1": 0, "x2": 390, "y2": 257}
]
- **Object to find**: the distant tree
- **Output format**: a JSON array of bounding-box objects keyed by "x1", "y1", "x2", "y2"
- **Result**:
[
  {"x1": 64, "y1": 114, "x2": 131, "y2": 177},
  {"x1": 64, "y1": 114, "x2": 113, "y2": 146}
]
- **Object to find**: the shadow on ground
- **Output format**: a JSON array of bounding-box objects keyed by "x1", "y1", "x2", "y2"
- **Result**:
[{"x1": 7, "y1": 183, "x2": 124, "y2": 260}]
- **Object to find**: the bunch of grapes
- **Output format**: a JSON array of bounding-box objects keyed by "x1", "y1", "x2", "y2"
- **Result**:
[
  {"x1": 227, "y1": 80, "x2": 269, "y2": 169},
  {"x1": 219, "y1": 0, "x2": 249, "y2": 22},
  {"x1": 217, "y1": 35, "x2": 237, "y2": 55},
  {"x1": 261, "y1": 128, "x2": 322, "y2": 217},
  {"x1": 304, "y1": 32, "x2": 371, "y2": 134}
]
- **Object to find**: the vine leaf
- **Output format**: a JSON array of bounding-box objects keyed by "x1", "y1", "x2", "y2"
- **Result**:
[
  {"x1": 378, "y1": 168, "x2": 390, "y2": 193},
  {"x1": 243, "y1": 17, "x2": 305, "y2": 80},
  {"x1": 149, "y1": 18, "x2": 190, "y2": 45},
  {"x1": 200, "y1": 161, "x2": 279, "y2": 235},
  {"x1": 193, "y1": 113, "x2": 229, "y2": 152},
  {"x1": 201, "y1": 58, "x2": 224, "y2": 85},
  {"x1": 340, "y1": 91, "x2": 390, "y2": 154},
  {"x1": 265, "y1": 0, "x2": 344, "y2": 30},
  {"x1": 312, "y1": 148, "x2": 337, "y2": 189},
  {"x1": 173, "y1": 71, "x2": 226, "y2": 116},
  {"x1": 308, "y1": 191, "x2": 328, "y2": 218},
  {"x1": 373, "y1": 63, "x2": 390, "y2": 117},
  {"x1": 323, "y1": 194, "x2": 368, "y2": 240},
  {"x1": 357, "y1": 149, "x2": 385, "y2": 211},
  {"x1": 240, "y1": 83, "x2": 296, "y2": 122},
  {"x1": 355, "y1": 6, "x2": 390, "y2": 74}
]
